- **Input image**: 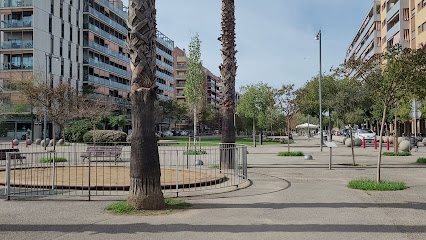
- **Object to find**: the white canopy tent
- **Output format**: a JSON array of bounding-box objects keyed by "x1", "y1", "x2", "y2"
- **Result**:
[{"x1": 296, "y1": 123, "x2": 319, "y2": 129}]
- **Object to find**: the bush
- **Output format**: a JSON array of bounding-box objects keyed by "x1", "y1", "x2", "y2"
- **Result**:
[
  {"x1": 383, "y1": 152, "x2": 412, "y2": 156},
  {"x1": 83, "y1": 130, "x2": 127, "y2": 143},
  {"x1": 278, "y1": 151, "x2": 304, "y2": 156},
  {"x1": 348, "y1": 179, "x2": 406, "y2": 191},
  {"x1": 417, "y1": 158, "x2": 426, "y2": 163},
  {"x1": 40, "y1": 157, "x2": 67, "y2": 163},
  {"x1": 184, "y1": 150, "x2": 207, "y2": 155},
  {"x1": 64, "y1": 120, "x2": 93, "y2": 142}
]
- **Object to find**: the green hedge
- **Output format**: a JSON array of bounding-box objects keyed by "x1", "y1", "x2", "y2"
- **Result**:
[
  {"x1": 184, "y1": 150, "x2": 207, "y2": 155},
  {"x1": 64, "y1": 120, "x2": 93, "y2": 142},
  {"x1": 40, "y1": 157, "x2": 67, "y2": 163},
  {"x1": 348, "y1": 179, "x2": 406, "y2": 191},
  {"x1": 278, "y1": 151, "x2": 304, "y2": 156},
  {"x1": 83, "y1": 130, "x2": 127, "y2": 143},
  {"x1": 383, "y1": 152, "x2": 411, "y2": 156}
]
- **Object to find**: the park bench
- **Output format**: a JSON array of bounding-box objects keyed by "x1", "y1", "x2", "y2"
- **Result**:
[
  {"x1": 80, "y1": 146, "x2": 123, "y2": 164},
  {"x1": 0, "y1": 149, "x2": 26, "y2": 164}
]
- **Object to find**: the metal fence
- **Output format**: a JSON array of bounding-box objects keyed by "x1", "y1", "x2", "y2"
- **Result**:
[{"x1": 1, "y1": 143, "x2": 248, "y2": 200}]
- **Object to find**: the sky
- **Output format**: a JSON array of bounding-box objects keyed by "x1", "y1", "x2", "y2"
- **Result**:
[{"x1": 123, "y1": 0, "x2": 373, "y2": 90}]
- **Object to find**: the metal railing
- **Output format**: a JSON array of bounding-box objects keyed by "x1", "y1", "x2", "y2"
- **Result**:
[{"x1": 1, "y1": 143, "x2": 248, "y2": 200}]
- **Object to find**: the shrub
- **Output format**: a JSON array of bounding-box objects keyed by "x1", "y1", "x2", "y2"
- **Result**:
[
  {"x1": 278, "y1": 151, "x2": 304, "y2": 156},
  {"x1": 383, "y1": 152, "x2": 412, "y2": 156},
  {"x1": 40, "y1": 157, "x2": 67, "y2": 163},
  {"x1": 417, "y1": 158, "x2": 426, "y2": 163},
  {"x1": 64, "y1": 119, "x2": 93, "y2": 142},
  {"x1": 83, "y1": 130, "x2": 127, "y2": 143},
  {"x1": 348, "y1": 179, "x2": 406, "y2": 191},
  {"x1": 184, "y1": 150, "x2": 207, "y2": 155}
]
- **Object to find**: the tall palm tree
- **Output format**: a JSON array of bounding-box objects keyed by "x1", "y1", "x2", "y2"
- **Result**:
[
  {"x1": 220, "y1": 0, "x2": 237, "y2": 144},
  {"x1": 127, "y1": 0, "x2": 164, "y2": 210}
]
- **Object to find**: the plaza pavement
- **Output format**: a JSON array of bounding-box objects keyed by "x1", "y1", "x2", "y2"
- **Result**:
[{"x1": 1, "y1": 136, "x2": 426, "y2": 239}]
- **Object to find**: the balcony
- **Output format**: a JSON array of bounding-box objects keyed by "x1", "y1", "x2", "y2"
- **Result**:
[
  {"x1": 156, "y1": 70, "x2": 173, "y2": 82},
  {"x1": 88, "y1": 41, "x2": 129, "y2": 62},
  {"x1": 386, "y1": 1, "x2": 400, "y2": 22},
  {"x1": 156, "y1": 82, "x2": 173, "y2": 92},
  {"x1": 0, "y1": 61, "x2": 32, "y2": 70},
  {"x1": 88, "y1": 7, "x2": 127, "y2": 34},
  {"x1": 87, "y1": 24, "x2": 126, "y2": 48},
  {"x1": 1, "y1": 103, "x2": 31, "y2": 113},
  {"x1": 156, "y1": 59, "x2": 173, "y2": 72},
  {"x1": 387, "y1": 23, "x2": 400, "y2": 40},
  {"x1": 158, "y1": 94, "x2": 172, "y2": 101},
  {"x1": 176, "y1": 65, "x2": 188, "y2": 70},
  {"x1": 176, "y1": 74, "x2": 187, "y2": 80},
  {"x1": 0, "y1": 0, "x2": 33, "y2": 8},
  {"x1": 176, "y1": 93, "x2": 185, "y2": 97},
  {"x1": 156, "y1": 47, "x2": 173, "y2": 62},
  {"x1": 176, "y1": 83, "x2": 186, "y2": 88},
  {"x1": 87, "y1": 75, "x2": 130, "y2": 91},
  {"x1": 0, "y1": 40, "x2": 33, "y2": 50},
  {"x1": 1, "y1": 19, "x2": 32, "y2": 29},
  {"x1": 87, "y1": 58, "x2": 131, "y2": 78},
  {"x1": 95, "y1": 0, "x2": 127, "y2": 19}
]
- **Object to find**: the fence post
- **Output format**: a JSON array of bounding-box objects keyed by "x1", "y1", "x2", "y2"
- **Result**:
[
  {"x1": 88, "y1": 155, "x2": 91, "y2": 201},
  {"x1": 234, "y1": 146, "x2": 239, "y2": 186},
  {"x1": 176, "y1": 150, "x2": 179, "y2": 198},
  {"x1": 5, "y1": 153, "x2": 11, "y2": 200},
  {"x1": 243, "y1": 146, "x2": 248, "y2": 179}
]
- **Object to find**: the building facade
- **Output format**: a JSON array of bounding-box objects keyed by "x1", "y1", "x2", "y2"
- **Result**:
[
  {"x1": 0, "y1": 0, "x2": 175, "y2": 140},
  {"x1": 346, "y1": 0, "x2": 426, "y2": 63}
]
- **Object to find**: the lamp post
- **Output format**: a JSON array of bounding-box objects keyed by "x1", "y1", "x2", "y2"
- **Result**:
[
  {"x1": 44, "y1": 54, "x2": 60, "y2": 150},
  {"x1": 315, "y1": 30, "x2": 323, "y2": 152}
]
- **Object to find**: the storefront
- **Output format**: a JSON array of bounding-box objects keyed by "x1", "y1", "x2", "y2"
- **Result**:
[{"x1": 0, "y1": 117, "x2": 35, "y2": 141}]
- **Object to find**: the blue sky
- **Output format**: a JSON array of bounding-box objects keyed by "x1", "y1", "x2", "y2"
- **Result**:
[{"x1": 124, "y1": 0, "x2": 373, "y2": 90}]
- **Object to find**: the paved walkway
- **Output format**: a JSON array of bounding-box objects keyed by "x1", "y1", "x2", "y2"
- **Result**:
[{"x1": 1, "y1": 137, "x2": 426, "y2": 239}]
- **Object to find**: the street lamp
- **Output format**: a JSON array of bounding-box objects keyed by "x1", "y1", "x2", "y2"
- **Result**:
[
  {"x1": 315, "y1": 30, "x2": 323, "y2": 152},
  {"x1": 44, "y1": 54, "x2": 60, "y2": 150}
]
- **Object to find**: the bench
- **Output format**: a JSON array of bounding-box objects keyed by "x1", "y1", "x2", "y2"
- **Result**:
[
  {"x1": 0, "y1": 149, "x2": 26, "y2": 164},
  {"x1": 80, "y1": 146, "x2": 123, "y2": 164}
]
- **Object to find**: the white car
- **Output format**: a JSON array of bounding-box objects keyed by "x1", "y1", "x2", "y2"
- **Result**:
[
  {"x1": 180, "y1": 130, "x2": 189, "y2": 136},
  {"x1": 356, "y1": 129, "x2": 376, "y2": 142},
  {"x1": 163, "y1": 131, "x2": 174, "y2": 137}
]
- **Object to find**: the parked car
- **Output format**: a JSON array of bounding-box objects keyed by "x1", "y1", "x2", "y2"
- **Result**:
[
  {"x1": 180, "y1": 130, "x2": 189, "y2": 136},
  {"x1": 163, "y1": 131, "x2": 174, "y2": 137},
  {"x1": 355, "y1": 129, "x2": 376, "y2": 142},
  {"x1": 156, "y1": 131, "x2": 164, "y2": 138}
]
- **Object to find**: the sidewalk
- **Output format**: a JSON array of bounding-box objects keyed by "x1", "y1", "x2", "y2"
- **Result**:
[{"x1": 1, "y1": 137, "x2": 426, "y2": 239}]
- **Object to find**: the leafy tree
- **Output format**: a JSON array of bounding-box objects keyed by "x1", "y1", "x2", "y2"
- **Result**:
[
  {"x1": 185, "y1": 34, "x2": 205, "y2": 142},
  {"x1": 237, "y1": 83, "x2": 274, "y2": 147},
  {"x1": 127, "y1": 0, "x2": 164, "y2": 210},
  {"x1": 345, "y1": 45, "x2": 426, "y2": 182},
  {"x1": 275, "y1": 84, "x2": 298, "y2": 152},
  {"x1": 109, "y1": 115, "x2": 127, "y2": 130}
]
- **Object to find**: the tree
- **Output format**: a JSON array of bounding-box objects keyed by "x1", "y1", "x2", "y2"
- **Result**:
[
  {"x1": 109, "y1": 115, "x2": 127, "y2": 130},
  {"x1": 127, "y1": 0, "x2": 164, "y2": 210},
  {"x1": 345, "y1": 45, "x2": 426, "y2": 182},
  {"x1": 220, "y1": 0, "x2": 237, "y2": 144},
  {"x1": 19, "y1": 79, "x2": 80, "y2": 150},
  {"x1": 237, "y1": 83, "x2": 274, "y2": 147},
  {"x1": 185, "y1": 34, "x2": 205, "y2": 142},
  {"x1": 275, "y1": 84, "x2": 298, "y2": 152}
]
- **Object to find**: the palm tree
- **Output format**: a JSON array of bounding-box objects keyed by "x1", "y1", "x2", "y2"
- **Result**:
[
  {"x1": 127, "y1": 0, "x2": 164, "y2": 210},
  {"x1": 220, "y1": 0, "x2": 237, "y2": 143}
]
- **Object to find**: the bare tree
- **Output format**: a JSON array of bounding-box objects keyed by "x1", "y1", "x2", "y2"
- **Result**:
[
  {"x1": 127, "y1": 0, "x2": 165, "y2": 210},
  {"x1": 275, "y1": 84, "x2": 298, "y2": 152}
]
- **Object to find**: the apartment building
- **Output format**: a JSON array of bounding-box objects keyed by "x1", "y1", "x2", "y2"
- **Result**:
[
  {"x1": 346, "y1": 0, "x2": 426, "y2": 63},
  {"x1": 0, "y1": 0, "x2": 175, "y2": 140}
]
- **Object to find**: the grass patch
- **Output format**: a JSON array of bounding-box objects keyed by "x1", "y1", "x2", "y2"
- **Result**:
[
  {"x1": 40, "y1": 157, "x2": 67, "y2": 163},
  {"x1": 348, "y1": 179, "x2": 406, "y2": 191},
  {"x1": 106, "y1": 198, "x2": 192, "y2": 215},
  {"x1": 417, "y1": 158, "x2": 426, "y2": 163},
  {"x1": 277, "y1": 151, "x2": 304, "y2": 157},
  {"x1": 58, "y1": 143, "x2": 71, "y2": 147},
  {"x1": 184, "y1": 150, "x2": 207, "y2": 155},
  {"x1": 209, "y1": 164, "x2": 219, "y2": 169},
  {"x1": 383, "y1": 152, "x2": 412, "y2": 156}
]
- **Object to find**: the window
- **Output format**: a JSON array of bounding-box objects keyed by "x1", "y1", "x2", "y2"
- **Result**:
[
  {"x1": 423, "y1": 22, "x2": 426, "y2": 32},
  {"x1": 49, "y1": 16, "x2": 52, "y2": 33},
  {"x1": 70, "y1": 62, "x2": 73, "y2": 78},
  {"x1": 70, "y1": 26, "x2": 73, "y2": 42},
  {"x1": 60, "y1": 5, "x2": 63, "y2": 18},
  {"x1": 68, "y1": 6, "x2": 71, "y2": 22},
  {"x1": 412, "y1": 30, "x2": 416, "y2": 39},
  {"x1": 49, "y1": 57, "x2": 52, "y2": 73},
  {"x1": 60, "y1": 39, "x2": 63, "y2": 56},
  {"x1": 68, "y1": 42, "x2": 71, "y2": 59},
  {"x1": 50, "y1": 37, "x2": 54, "y2": 54},
  {"x1": 61, "y1": 22, "x2": 64, "y2": 38},
  {"x1": 51, "y1": 0, "x2": 54, "y2": 14},
  {"x1": 76, "y1": 12, "x2": 79, "y2": 26},
  {"x1": 77, "y1": 28, "x2": 80, "y2": 44},
  {"x1": 61, "y1": 59, "x2": 64, "y2": 76},
  {"x1": 76, "y1": 45, "x2": 79, "y2": 62}
]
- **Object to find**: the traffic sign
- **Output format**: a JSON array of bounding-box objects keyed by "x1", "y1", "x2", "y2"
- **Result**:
[
  {"x1": 410, "y1": 110, "x2": 421, "y2": 119},
  {"x1": 411, "y1": 99, "x2": 421, "y2": 109}
]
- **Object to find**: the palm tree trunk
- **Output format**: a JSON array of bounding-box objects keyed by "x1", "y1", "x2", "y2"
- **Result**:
[
  {"x1": 127, "y1": 0, "x2": 164, "y2": 210},
  {"x1": 220, "y1": 0, "x2": 237, "y2": 144}
]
